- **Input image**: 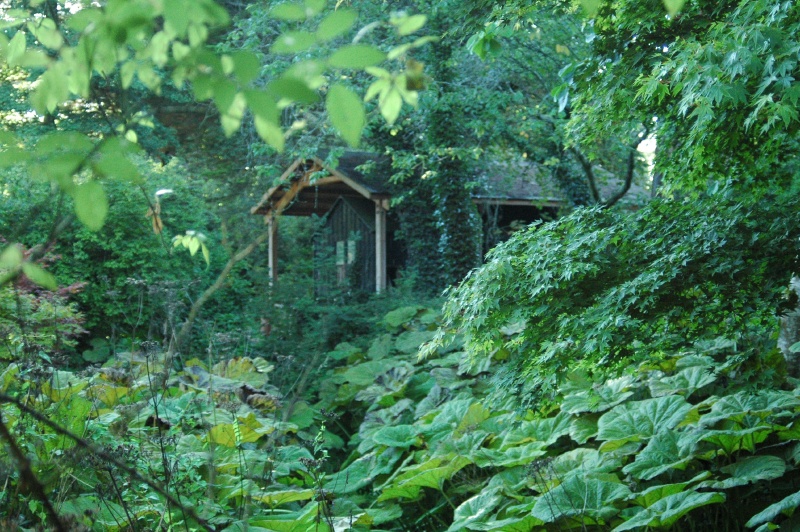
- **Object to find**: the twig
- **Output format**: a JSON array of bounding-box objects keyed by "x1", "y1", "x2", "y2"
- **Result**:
[
  {"x1": 0, "y1": 411, "x2": 67, "y2": 531},
  {"x1": 0, "y1": 393, "x2": 218, "y2": 532}
]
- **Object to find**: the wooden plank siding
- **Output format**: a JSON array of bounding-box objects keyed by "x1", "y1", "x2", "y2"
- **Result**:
[{"x1": 315, "y1": 197, "x2": 377, "y2": 292}]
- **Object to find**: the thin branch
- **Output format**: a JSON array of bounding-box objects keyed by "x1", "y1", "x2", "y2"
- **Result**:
[
  {"x1": 173, "y1": 226, "x2": 273, "y2": 352},
  {"x1": 0, "y1": 393, "x2": 217, "y2": 532},
  {"x1": 571, "y1": 147, "x2": 601, "y2": 204},
  {"x1": 0, "y1": 412, "x2": 66, "y2": 531},
  {"x1": 603, "y1": 123, "x2": 651, "y2": 208}
]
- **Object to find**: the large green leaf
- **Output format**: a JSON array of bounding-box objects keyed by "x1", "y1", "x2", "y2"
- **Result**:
[
  {"x1": 622, "y1": 430, "x2": 698, "y2": 480},
  {"x1": 271, "y1": 31, "x2": 316, "y2": 54},
  {"x1": 649, "y1": 366, "x2": 718, "y2": 398},
  {"x1": 598, "y1": 395, "x2": 692, "y2": 443},
  {"x1": 395, "y1": 330, "x2": 436, "y2": 354},
  {"x1": 701, "y1": 391, "x2": 800, "y2": 426},
  {"x1": 472, "y1": 441, "x2": 547, "y2": 468},
  {"x1": 267, "y1": 76, "x2": 319, "y2": 104},
  {"x1": 378, "y1": 455, "x2": 471, "y2": 501},
  {"x1": 525, "y1": 411, "x2": 573, "y2": 445},
  {"x1": 531, "y1": 476, "x2": 630, "y2": 523},
  {"x1": 383, "y1": 305, "x2": 426, "y2": 329},
  {"x1": 702, "y1": 455, "x2": 787, "y2": 489},
  {"x1": 700, "y1": 427, "x2": 772, "y2": 456},
  {"x1": 746, "y1": 489, "x2": 800, "y2": 528},
  {"x1": 629, "y1": 473, "x2": 711, "y2": 508},
  {"x1": 325, "y1": 448, "x2": 402, "y2": 494},
  {"x1": 342, "y1": 359, "x2": 395, "y2": 386},
  {"x1": 21, "y1": 262, "x2": 56, "y2": 290},
  {"x1": 561, "y1": 375, "x2": 636, "y2": 414},
  {"x1": 613, "y1": 491, "x2": 725, "y2": 531},
  {"x1": 372, "y1": 424, "x2": 420, "y2": 448},
  {"x1": 252, "y1": 488, "x2": 314, "y2": 507},
  {"x1": 448, "y1": 487, "x2": 503, "y2": 531}
]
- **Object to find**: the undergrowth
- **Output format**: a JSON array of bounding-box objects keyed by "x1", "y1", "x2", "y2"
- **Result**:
[{"x1": 0, "y1": 304, "x2": 799, "y2": 530}]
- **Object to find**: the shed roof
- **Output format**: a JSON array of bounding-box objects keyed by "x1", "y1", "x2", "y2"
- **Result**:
[
  {"x1": 251, "y1": 152, "x2": 391, "y2": 218},
  {"x1": 252, "y1": 151, "x2": 649, "y2": 219}
]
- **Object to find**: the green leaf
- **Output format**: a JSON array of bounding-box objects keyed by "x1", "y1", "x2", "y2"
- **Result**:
[
  {"x1": 72, "y1": 181, "x2": 108, "y2": 231},
  {"x1": 379, "y1": 455, "x2": 471, "y2": 501},
  {"x1": 6, "y1": 31, "x2": 26, "y2": 65},
  {"x1": 21, "y1": 263, "x2": 57, "y2": 290},
  {"x1": 383, "y1": 306, "x2": 425, "y2": 328},
  {"x1": 267, "y1": 76, "x2": 319, "y2": 104},
  {"x1": 29, "y1": 18, "x2": 63, "y2": 50},
  {"x1": 31, "y1": 68, "x2": 70, "y2": 114},
  {"x1": 630, "y1": 473, "x2": 711, "y2": 508},
  {"x1": 702, "y1": 391, "x2": 800, "y2": 426},
  {"x1": 649, "y1": 366, "x2": 718, "y2": 397},
  {"x1": 379, "y1": 88, "x2": 403, "y2": 125},
  {"x1": 271, "y1": 31, "x2": 316, "y2": 54},
  {"x1": 231, "y1": 51, "x2": 261, "y2": 85},
  {"x1": 163, "y1": 0, "x2": 190, "y2": 36},
  {"x1": 580, "y1": 0, "x2": 601, "y2": 17},
  {"x1": 392, "y1": 14, "x2": 426, "y2": 36},
  {"x1": 663, "y1": 0, "x2": 686, "y2": 16},
  {"x1": 316, "y1": 9, "x2": 357, "y2": 41},
  {"x1": 622, "y1": 430, "x2": 697, "y2": 480},
  {"x1": 93, "y1": 145, "x2": 142, "y2": 182},
  {"x1": 328, "y1": 44, "x2": 386, "y2": 68},
  {"x1": 0, "y1": 246, "x2": 23, "y2": 269},
  {"x1": 746, "y1": 489, "x2": 800, "y2": 528},
  {"x1": 532, "y1": 477, "x2": 630, "y2": 523},
  {"x1": 598, "y1": 395, "x2": 692, "y2": 442},
  {"x1": 395, "y1": 330, "x2": 435, "y2": 354},
  {"x1": 271, "y1": 3, "x2": 307, "y2": 21},
  {"x1": 254, "y1": 116, "x2": 285, "y2": 152},
  {"x1": 561, "y1": 376, "x2": 636, "y2": 414},
  {"x1": 449, "y1": 487, "x2": 503, "y2": 530},
  {"x1": 343, "y1": 359, "x2": 395, "y2": 386},
  {"x1": 245, "y1": 90, "x2": 280, "y2": 122},
  {"x1": 252, "y1": 489, "x2": 314, "y2": 506},
  {"x1": 326, "y1": 84, "x2": 364, "y2": 147},
  {"x1": 372, "y1": 424, "x2": 420, "y2": 448},
  {"x1": 704, "y1": 455, "x2": 787, "y2": 489},
  {"x1": 613, "y1": 491, "x2": 725, "y2": 531},
  {"x1": 328, "y1": 449, "x2": 402, "y2": 495},
  {"x1": 304, "y1": 0, "x2": 326, "y2": 16},
  {"x1": 570, "y1": 415, "x2": 599, "y2": 444},
  {"x1": 472, "y1": 441, "x2": 547, "y2": 468}
]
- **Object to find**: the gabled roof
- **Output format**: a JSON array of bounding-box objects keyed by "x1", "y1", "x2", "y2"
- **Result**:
[
  {"x1": 251, "y1": 152, "x2": 391, "y2": 218},
  {"x1": 252, "y1": 151, "x2": 650, "y2": 219}
]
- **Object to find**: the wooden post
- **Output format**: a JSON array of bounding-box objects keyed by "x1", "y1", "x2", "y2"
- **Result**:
[
  {"x1": 375, "y1": 201, "x2": 387, "y2": 293},
  {"x1": 267, "y1": 215, "x2": 278, "y2": 286}
]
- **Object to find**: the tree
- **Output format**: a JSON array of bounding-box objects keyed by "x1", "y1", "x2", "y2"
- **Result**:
[
  {"x1": 434, "y1": 0, "x2": 800, "y2": 398},
  {"x1": 0, "y1": 0, "x2": 434, "y2": 356}
]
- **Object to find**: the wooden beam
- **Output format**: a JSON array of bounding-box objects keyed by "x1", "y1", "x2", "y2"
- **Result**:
[
  {"x1": 251, "y1": 158, "x2": 304, "y2": 215},
  {"x1": 268, "y1": 215, "x2": 278, "y2": 286},
  {"x1": 375, "y1": 201, "x2": 387, "y2": 293}
]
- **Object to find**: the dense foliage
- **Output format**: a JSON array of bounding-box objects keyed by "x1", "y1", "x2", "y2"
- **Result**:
[
  {"x1": 437, "y1": 189, "x2": 800, "y2": 401},
  {"x1": 2, "y1": 306, "x2": 800, "y2": 531},
  {"x1": 2, "y1": 0, "x2": 800, "y2": 530}
]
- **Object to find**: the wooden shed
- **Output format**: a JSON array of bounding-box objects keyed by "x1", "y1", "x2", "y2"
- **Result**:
[
  {"x1": 251, "y1": 152, "x2": 399, "y2": 292},
  {"x1": 252, "y1": 152, "x2": 648, "y2": 293}
]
